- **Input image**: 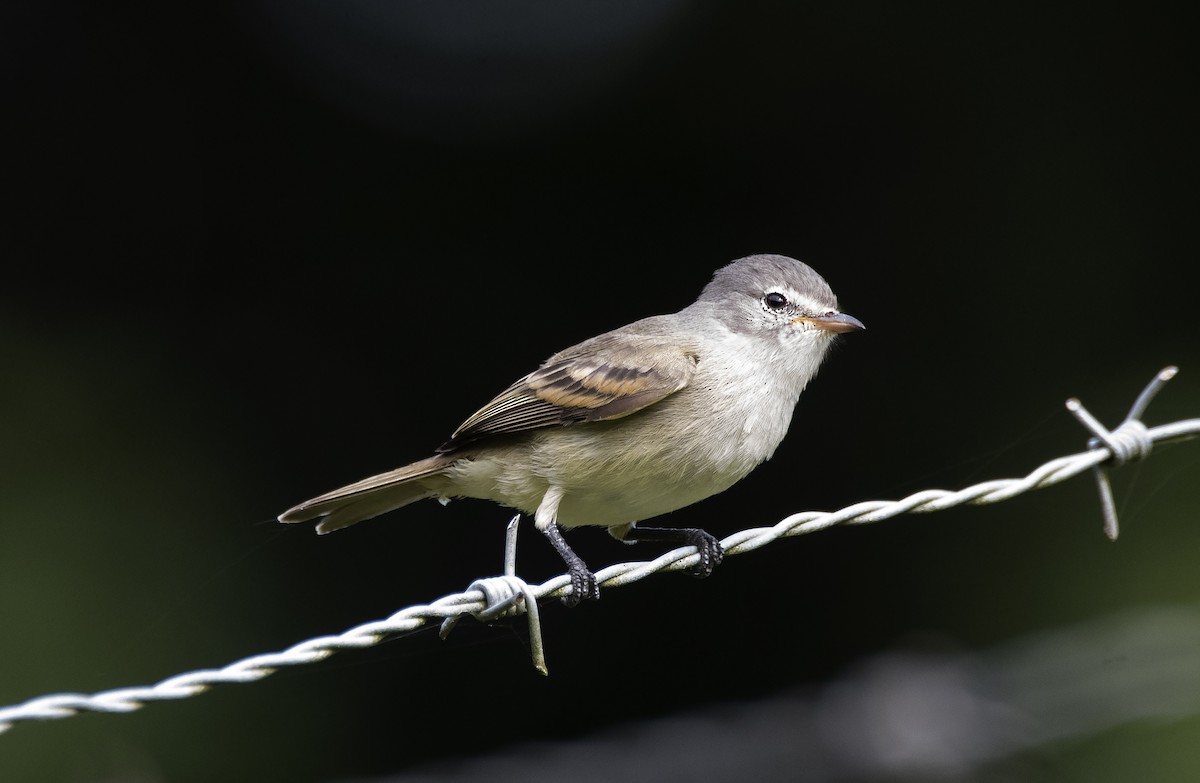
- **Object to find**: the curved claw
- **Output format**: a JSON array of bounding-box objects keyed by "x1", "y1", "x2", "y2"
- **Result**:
[
  {"x1": 628, "y1": 525, "x2": 725, "y2": 579},
  {"x1": 562, "y1": 563, "x2": 600, "y2": 607},
  {"x1": 541, "y1": 522, "x2": 601, "y2": 607},
  {"x1": 684, "y1": 528, "x2": 724, "y2": 578}
]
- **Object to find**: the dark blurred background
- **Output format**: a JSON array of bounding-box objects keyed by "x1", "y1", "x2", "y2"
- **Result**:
[{"x1": 2, "y1": 2, "x2": 1198, "y2": 781}]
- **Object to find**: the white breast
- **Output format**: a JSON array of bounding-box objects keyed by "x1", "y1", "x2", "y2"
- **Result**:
[{"x1": 442, "y1": 325, "x2": 834, "y2": 530}]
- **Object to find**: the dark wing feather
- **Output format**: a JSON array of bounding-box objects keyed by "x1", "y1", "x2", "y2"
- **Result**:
[{"x1": 439, "y1": 334, "x2": 697, "y2": 451}]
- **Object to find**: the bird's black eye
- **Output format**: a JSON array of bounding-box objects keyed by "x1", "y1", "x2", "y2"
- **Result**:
[{"x1": 764, "y1": 292, "x2": 788, "y2": 309}]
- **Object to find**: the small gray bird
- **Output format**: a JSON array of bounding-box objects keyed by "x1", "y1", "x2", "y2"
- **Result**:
[{"x1": 280, "y1": 254, "x2": 863, "y2": 605}]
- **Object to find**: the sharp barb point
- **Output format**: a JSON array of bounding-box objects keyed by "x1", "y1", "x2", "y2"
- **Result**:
[{"x1": 1126, "y1": 365, "x2": 1179, "y2": 423}]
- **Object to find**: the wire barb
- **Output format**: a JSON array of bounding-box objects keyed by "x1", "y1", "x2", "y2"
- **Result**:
[
  {"x1": 439, "y1": 515, "x2": 549, "y2": 675},
  {"x1": 1065, "y1": 366, "x2": 1178, "y2": 540},
  {"x1": 1, "y1": 367, "x2": 1197, "y2": 734}
]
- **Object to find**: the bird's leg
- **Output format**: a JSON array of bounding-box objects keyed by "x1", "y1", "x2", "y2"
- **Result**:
[
  {"x1": 535, "y1": 486, "x2": 599, "y2": 607},
  {"x1": 540, "y1": 523, "x2": 599, "y2": 607},
  {"x1": 626, "y1": 526, "x2": 724, "y2": 578}
]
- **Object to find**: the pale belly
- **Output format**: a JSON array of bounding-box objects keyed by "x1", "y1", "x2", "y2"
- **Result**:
[
  {"x1": 438, "y1": 397, "x2": 786, "y2": 529},
  {"x1": 549, "y1": 464, "x2": 747, "y2": 528}
]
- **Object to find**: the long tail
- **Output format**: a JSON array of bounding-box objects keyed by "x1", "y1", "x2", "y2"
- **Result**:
[{"x1": 278, "y1": 454, "x2": 452, "y2": 535}]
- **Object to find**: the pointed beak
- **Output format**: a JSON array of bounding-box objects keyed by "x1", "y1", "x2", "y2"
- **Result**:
[{"x1": 792, "y1": 312, "x2": 866, "y2": 334}]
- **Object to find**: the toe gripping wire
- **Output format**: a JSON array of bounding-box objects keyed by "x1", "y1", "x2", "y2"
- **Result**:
[
  {"x1": 1066, "y1": 366, "x2": 1177, "y2": 541},
  {"x1": 439, "y1": 516, "x2": 549, "y2": 675}
]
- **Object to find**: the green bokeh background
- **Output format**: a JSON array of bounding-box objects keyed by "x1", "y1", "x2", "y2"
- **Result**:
[{"x1": 3, "y1": 2, "x2": 1198, "y2": 781}]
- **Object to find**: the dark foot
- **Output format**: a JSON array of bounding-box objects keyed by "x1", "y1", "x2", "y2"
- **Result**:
[
  {"x1": 630, "y1": 526, "x2": 724, "y2": 578},
  {"x1": 562, "y1": 562, "x2": 600, "y2": 608},
  {"x1": 542, "y1": 522, "x2": 600, "y2": 606}
]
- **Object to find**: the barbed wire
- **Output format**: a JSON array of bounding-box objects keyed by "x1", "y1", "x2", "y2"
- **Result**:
[{"x1": 1, "y1": 367, "x2": 1196, "y2": 734}]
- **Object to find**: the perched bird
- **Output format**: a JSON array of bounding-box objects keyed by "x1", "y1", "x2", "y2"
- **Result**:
[{"x1": 280, "y1": 254, "x2": 863, "y2": 605}]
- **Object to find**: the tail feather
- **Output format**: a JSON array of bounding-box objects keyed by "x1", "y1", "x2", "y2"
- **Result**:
[{"x1": 279, "y1": 454, "x2": 451, "y2": 534}]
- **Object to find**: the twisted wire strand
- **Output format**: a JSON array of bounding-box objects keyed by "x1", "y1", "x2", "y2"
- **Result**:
[{"x1": 1, "y1": 374, "x2": 1197, "y2": 734}]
